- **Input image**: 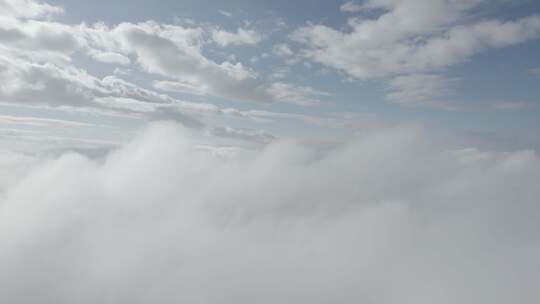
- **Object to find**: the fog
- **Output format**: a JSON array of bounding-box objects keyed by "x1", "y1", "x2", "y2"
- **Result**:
[{"x1": 1, "y1": 122, "x2": 539, "y2": 303}]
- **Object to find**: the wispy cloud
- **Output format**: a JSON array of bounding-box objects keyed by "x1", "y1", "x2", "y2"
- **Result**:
[{"x1": 218, "y1": 9, "x2": 233, "y2": 17}]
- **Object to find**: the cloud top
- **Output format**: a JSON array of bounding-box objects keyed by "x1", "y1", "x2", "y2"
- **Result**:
[{"x1": 1, "y1": 122, "x2": 539, "y2": 303}]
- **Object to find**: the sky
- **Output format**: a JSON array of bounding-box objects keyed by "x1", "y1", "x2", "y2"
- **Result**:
[
  {"x1": 0, "y1": 0, "x2": 539, "y2": 152},
  {"x1": 1, "y1": 1, "x2": 540, "y2": 303}
]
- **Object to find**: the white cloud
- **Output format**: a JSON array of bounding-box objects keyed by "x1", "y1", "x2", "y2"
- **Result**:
[
  {"x1": 293, "y1": 0, "x2": 540, "y2": 79},
  {"x1": 272, "y1": 43, "x2": 293, "y2": 57},
  {"x1": 339, "y1": 1, "x2": 364, "y2": 13},
  {"x1": 0, "y1": 19, "x2": 79, "y2": 57},
  {"x1": 210, "y1": 126, "x2": 276, "y2": 145},
  {"x1": 386, "y1": 74, "x2": 460, "y2": 108},
  {"x1": 0, "y1": 57, "x2": 104, "y2": 107},
  {"x1": 272, "y1": 43, "x2": 302, "y2": 65},
  {"x1": 0, "y1": 148, "x2": 40, "y2": 193},
  {"x1": 113, "y1": 67, "x2": 131, "y2": 76},
  {"x1": 0, "y1": 55, "x2": 227, "y2": 128},
  {"x1": 212, "y1": 27, "x2": 262, "y2": 47},
  {"x1": 0, "y1": 16, "x2": 325, "y2": 130},
  {"x1": 267, "y1": 82, "x2": 331, "y2": 105},
  {"x1": 218, "y1": 10, "x2": 233, "y2": 18},
  {"x1": 1, "y1": 122, "x2": 539, "y2": 303},
  {"x1": 0, "y1": 4, "x2": 323, "y2": 106},
  {"x1": 0, "y1": 0, "x2": 64, "y2": 20},
  {"x1": 89, "y1": 51, "x2": 131, "y2": 65},
  {"x1": 153, "y1": 80, "x2": 208, "y2": 96},
  {"x1": 106, "y1": 22, "x2": 317, "y2": 104},
  {"x1": 0, "y1": 51, "x2": 336, "y2": 139}
]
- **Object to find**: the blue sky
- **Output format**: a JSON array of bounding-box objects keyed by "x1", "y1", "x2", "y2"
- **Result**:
[{"x1": 1, "y1": 0, "x2": 540, "y2": 152}]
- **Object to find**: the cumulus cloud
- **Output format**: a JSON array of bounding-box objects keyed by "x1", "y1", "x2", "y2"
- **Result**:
[
  {"x1": 293, "y1": 0, "x2": 540, "y2": 79},
  {"x1": 0, "y1": 57, "x2": 103, "y2": 107},
  {"x1": 0, "y1": 56, "x2": 170, "y2": 107},
  {"x1": 86, "y1": 22, "x2": 273, "y2": 104},
  {"x1": 212, "y1": 27, "x2": 262, "y2": 47},
  {"x1": 290, "y1": 0, "x2": 540, "y2": 109},
  {"x1": 1, "y1": 122, "x2": 539, "y2": 303},
  {"x1": 116, "y1": 22, "x2": 322, "y2": 104},
  {"x1": 0, "y1": 19, "x2": 79, "y2": 57},
  {"x1": 0, "y1": 54, "x2": 236, "y2": 129},
  {"x1": 0, "y1": 3, "x2": 322, "y2": 107}
]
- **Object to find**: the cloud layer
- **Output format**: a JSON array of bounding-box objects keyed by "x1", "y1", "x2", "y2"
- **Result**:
[{"x1": 1, "y1": 122, "x2": 539, "y2": 303}]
